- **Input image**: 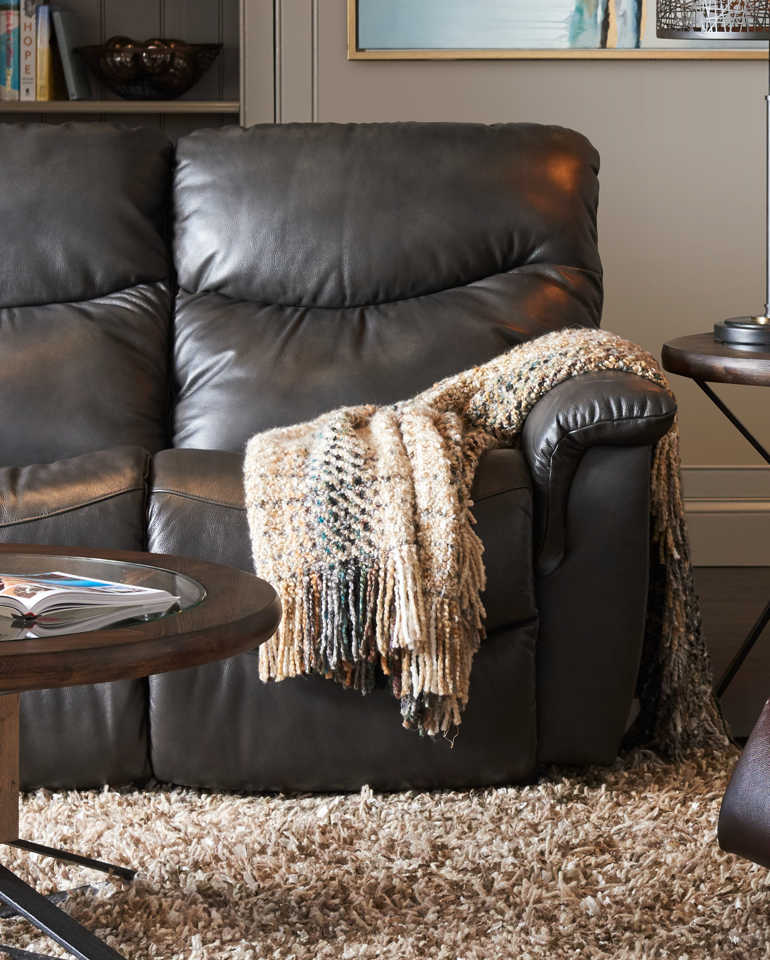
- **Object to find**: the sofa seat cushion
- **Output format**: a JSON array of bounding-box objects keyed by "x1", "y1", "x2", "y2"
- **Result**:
[
  {"x1": 0, "y1": 446, "x2": 150, "y2": 549},
  {"x1": 147, "y1": 445, "x2": 536, "y2": 634},
  {"x1": 149, "y1": 622, "x2": 537, "y2": 792},
  {"x1": 148, "y1": 447, "x2": 537, "y2": 790},
  {"x1": 0, "y1": 444, "x2": 153, "y2": 789}
]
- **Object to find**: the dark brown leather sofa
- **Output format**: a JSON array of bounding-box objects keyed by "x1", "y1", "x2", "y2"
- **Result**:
[{"x1": 0, "y1": 121, "x2": 675, "y2": 793}]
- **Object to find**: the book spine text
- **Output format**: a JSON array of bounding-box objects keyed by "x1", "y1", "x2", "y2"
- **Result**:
[
  {"x1": 34, "y1": 1, "x2": 48, "y2": 101},
  {"x1": 19, "y1": 0, "x2": 35, "y2": 100}
]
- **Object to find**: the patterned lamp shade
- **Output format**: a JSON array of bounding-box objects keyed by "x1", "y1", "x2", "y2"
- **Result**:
[{"x1": 657, "y1": 0, "x2": 770, "y2": 38}]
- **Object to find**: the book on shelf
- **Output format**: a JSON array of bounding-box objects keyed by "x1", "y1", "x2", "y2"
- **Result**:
[
  {"x1": 51, "y1": 7, "x2": 89, "y2": 100},
  {"x1": 0, "y1": 1, "x2": 19, "y2": 101},
  {"x1": 34, "y1": 1, "x2": 48, "y2": 100},
  {"x1": 19, "y1": 0, "x2": 36, "y2": 100},
  {"x1": 0, "y1": 570, "x2": 180, "y2": 639}
]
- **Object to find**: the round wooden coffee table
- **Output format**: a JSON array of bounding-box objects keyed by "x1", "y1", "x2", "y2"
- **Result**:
[
  {"x1": 0, "y1": 543, "x2": 281, "y2": 960},
  {"x1": 662, "y1": 333, "x2": 770, "y2": 699}
]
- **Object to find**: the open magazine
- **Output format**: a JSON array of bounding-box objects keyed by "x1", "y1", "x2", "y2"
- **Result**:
[{"x1": 0, "y1": 571, "x2": 180, "y2": 638}]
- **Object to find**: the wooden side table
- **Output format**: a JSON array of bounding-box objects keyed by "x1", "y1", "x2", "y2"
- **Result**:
[
  {"x1": 0, "y1": 545, "x2": 281, "y2": 960},
  {"x1": 662, "y1": 333, "x2": 770, "y2": 698}
]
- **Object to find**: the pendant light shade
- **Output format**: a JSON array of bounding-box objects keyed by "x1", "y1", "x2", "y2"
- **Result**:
[{"x1": 657, "y1": 1, "x2": 770, "y2": 39}]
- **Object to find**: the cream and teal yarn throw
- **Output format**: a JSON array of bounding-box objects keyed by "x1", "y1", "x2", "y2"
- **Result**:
[{"x1": 244, "y1": 328, "x2": 727, "y2": 757}]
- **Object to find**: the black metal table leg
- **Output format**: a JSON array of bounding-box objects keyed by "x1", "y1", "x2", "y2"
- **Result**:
[
  {"x1": 715, "y1": 595, "x2": 770, "y2": 698},
  {"x1": 7, "y1": 843, "x2": 135, "y2": 885},
  {"x1": 694, "y1": 380, "x2": 770, "y2": 465},
  {"x1": 0, "y1": 863, "x2": 126, "y2": 960},
  {"x1": 0, "y1": 842, "x2": 134, "y2": 959},
  {"x1": 0, "y1": 944, "x2": 63, "y2": 959},
  {"x1": 0, "y1": 885, "x2": 97, "y2": 921},
  {"x1": 693, "y1": 380, "x2": 770, "y2": 698}
]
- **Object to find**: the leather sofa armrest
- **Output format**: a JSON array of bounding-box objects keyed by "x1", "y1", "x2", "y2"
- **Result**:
[
  {"x1": 718, "y1": 698, "x2": 770, "y2": 868},
  {"x1": 521, "y1": 370, "x2": 676, "y2": 575}
]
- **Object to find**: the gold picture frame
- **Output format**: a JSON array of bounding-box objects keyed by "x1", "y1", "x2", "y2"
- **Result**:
[{"x1": 347, "y1": 0, "x2": 768, "y2": 60}]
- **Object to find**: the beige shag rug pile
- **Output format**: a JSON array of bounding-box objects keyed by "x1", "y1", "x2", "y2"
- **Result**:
[{"x1": 1, "y1": 748, "x2": 765, "y2": 959}]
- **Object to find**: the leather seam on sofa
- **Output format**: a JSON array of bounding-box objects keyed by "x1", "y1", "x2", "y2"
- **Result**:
[
  {"x1": 153, "y1": 479, "x2": 532, "y2": 512},
  {"x1": 3, "y1": 277, "x2": 171, "y2": 313},
  {"x1": 474, "y1": 484, "x2": 530, "y2": 504},
  {"x1": 151, "y1": 489, "x2": 245, "y2": 512},
  {"x1": 178, "y1": 260, "x2": 603, "y2": 313},
  {"x1": 0, "y1": 486, "x2": 145, "y2": 528}
]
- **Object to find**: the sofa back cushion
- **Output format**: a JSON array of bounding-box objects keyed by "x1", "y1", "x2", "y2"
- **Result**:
[
  {"x1": 0, "y1": 123, "x2": 173, "y2": 466},
  {"x1": 172, "y1": 122, "x2": 603, "y2": 451}
]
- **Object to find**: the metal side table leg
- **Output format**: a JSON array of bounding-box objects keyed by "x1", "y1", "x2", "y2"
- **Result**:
[
  {"x1": 0, "y1": 697, "x2": 130, "y2": 959},
  {"x1": 715, "y1": 595, "x2": 770, "y2": 697},
  {"x1": 0, "y1": 863, "x2": 126, "y2": 960},
  {"x1": 0, "y1": 945, "x2": 66, "y2": 959},
  {"x1": 694, "y1": 379, "x2": 770, "y2": 698},
  {"x1": 6, "y1": 843, "x2": 135, "y2": 885}
]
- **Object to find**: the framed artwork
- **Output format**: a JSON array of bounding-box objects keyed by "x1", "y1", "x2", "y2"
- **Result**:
[{"x1": 348, "y1": 0, "x2": 767, "y2": 59}]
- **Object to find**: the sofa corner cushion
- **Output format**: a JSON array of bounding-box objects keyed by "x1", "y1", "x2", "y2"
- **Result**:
[{"x1": 0, "y1": 445, "x2": 150, "y2": 551}]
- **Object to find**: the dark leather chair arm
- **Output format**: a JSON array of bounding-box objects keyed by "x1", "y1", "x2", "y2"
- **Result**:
[
  {"x1": 718, "y1": 698, "x2": 770, "y2": 868},
  {"x1": 521, "y1": 370, "x2": 676, "y2": 575}
]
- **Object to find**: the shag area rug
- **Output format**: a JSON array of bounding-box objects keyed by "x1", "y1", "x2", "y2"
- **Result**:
[{"x1": 0, "y1": 748, "x2": 765, "y2": 959}]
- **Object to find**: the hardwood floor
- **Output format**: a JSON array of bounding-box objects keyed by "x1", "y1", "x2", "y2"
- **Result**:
[{"x1": 695, "y1": 567, "x2": 770, "y2": 739}]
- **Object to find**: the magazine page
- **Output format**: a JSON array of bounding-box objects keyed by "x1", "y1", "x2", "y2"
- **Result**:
[
  {"x1": 0, "y1": 571, "x2": 179, "y2": 617},
  {"x1": 0, "y1": 575, "x2": 66, "y2": 615}
]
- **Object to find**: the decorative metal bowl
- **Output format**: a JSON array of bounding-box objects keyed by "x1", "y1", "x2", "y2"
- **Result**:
[{"x1": 76, "y1": 36, "x2": 222, "y2": 100}]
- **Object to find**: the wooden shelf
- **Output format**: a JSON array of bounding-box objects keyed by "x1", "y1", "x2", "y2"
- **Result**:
[{"x1": 0, "y1": 99, "x2": 240, "y2": 114}]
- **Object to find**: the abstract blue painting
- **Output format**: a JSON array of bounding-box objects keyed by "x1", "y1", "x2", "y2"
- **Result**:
[{"x1": 356, "y1": 0, "x2": 645, "y2": 51}]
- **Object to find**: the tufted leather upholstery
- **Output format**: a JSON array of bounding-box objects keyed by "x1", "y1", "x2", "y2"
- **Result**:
[{"x1": 0, "y1": 120, "x2": 676, "y2": 790}]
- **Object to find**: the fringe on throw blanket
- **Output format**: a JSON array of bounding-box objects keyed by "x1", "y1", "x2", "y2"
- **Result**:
[{"x1": 244, "y1": 328, "x2": 728, "y2": 758}]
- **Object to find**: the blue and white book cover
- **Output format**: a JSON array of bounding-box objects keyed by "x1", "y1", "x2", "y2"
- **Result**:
[{"x1": 0, "y1": 1, "x2": 20, "y2": 101}]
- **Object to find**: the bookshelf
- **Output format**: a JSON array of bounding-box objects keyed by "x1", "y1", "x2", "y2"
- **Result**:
[
  {"x1": 0, "y1": 0, "x2": 257, "y2": 129},
  {"x1": 0, "y1": 99, "x2": 240, "y2": 114}
]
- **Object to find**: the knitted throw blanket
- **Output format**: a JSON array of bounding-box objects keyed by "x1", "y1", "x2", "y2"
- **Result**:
[{"x1": 244, "y1": 328, "x2": 727, "y2": 757}]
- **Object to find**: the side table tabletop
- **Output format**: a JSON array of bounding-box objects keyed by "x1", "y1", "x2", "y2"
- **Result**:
[{"x1": 662, "y1": 333, "x2": 770, "y2": 698}]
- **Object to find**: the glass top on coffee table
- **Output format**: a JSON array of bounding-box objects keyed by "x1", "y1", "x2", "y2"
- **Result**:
[
  {"x1": 0, "y1": 544, "x2": 281, "y2": 696},
  {"x1": 0, "y1": 553, "x2": 207, "y2": 640}
]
